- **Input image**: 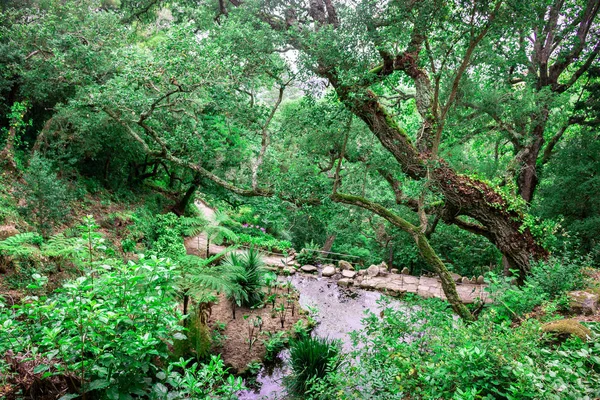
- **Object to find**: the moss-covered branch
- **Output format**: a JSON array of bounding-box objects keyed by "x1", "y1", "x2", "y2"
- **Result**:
[{"x1": 331, "y1": 192, "x2": 474, "y2": 321}]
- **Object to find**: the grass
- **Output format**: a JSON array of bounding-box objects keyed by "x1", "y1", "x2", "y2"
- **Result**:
[{"x1": 285, "y1": 336, "x2": 342, "y2": 396}]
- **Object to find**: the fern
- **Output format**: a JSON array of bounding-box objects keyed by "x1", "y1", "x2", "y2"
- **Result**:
[
  {"x1": 0, "y1": 232, "x2": 41, "y2": 258},
  {"x1": 42, "y1": 234, "x2": 81, "y2": 258},
  {"x1": 179, "y1": 216, "x2": 207, "y2": 237},
  {"x1": 206, "y1": 224, "x2": 238, "y2": 245},
  {"x1": 178, "y1": 249, "x2": 247, "y2": 308}
]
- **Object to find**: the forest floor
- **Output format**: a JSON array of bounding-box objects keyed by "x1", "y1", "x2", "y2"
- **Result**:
[
  {"x1": 207, "y1": 291, "x2": 305, "y2": 373},
  {"x1": 0, "y1": 189, "x2": 145, "y2": 301}
]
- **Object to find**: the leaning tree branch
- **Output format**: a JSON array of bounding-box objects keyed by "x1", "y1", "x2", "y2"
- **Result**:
[
  {"x1": 555, "y1": 39, "x2": 600, "y2": 93},
  {"x1": 104, "y1": 108, "x2": 270, "y2": 197},
  {"x1": 330, "y1": 191, "x2": 474, "y2": 321}
]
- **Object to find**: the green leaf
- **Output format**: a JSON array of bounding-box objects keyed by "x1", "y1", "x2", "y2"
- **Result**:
[
  {"x1": 153, "y1": 382, "x2": 168, "y2": 395},
  {"x1": 33, "y1": 364, "x2": 49, "y2": 374},
  {"x1": 87, "y1": 379, "x2": 110, "y2": 391},
  {"x1": 58, "y1": 394, "x2": 79, "y2": 400}
]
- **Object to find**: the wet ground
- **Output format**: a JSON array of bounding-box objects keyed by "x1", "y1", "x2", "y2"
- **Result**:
[{"x1": 237, "y1": 274, "x2": 403, "y2": 399}]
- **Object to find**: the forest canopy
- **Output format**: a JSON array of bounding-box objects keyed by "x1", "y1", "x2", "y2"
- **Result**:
[{"x1": 1, "y1": 0, "x2": 600, "y2": 399}]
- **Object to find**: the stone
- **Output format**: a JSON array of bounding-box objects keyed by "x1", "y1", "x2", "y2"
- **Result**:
[
  {"x1": 366, "y1": 265, "x2": 380, "y2": 277},
  {"x1": 0, "y1": 225, "x2": 19, "y2": 240},
  {"x1": 470, "y1": 276, "x2": 477, "y2": 284},
  {"x1": 355, "y1": 276, "x2": 363, "y2": 284},
  {"x1": 357, "y1": 269, "x2": 365, "y2": 276},
  {"x1": 359, "y1": 280, "x2": 372, "y2": 289},
  {"x1": 322, "y1": 265, "x2": 336, "y2": 277},
  {"x1": 461, "y1": 277, "x2": 470, "y2": 284},
  {"x1": 476, "y1": 275, "x2": 485, "y2": 284},
  {"x1": 450, "y1": 273, "x2": 462, "y2": 282},
  {"x1": 401, "y1": 267, "x2": 410, "y2": 275},
  {"x1": 341, "y1": 270, "x2": 356, "y2": 279},
  {"x1": 542, "y1": 319, "x2": 593, "y2": 342},
  {"x1": 283, "y1": 267, "x2": 296, "y2": 275},
  {"x1": 338, "y1": 278, "x2": 353, "y2": 287},
  {"x1": 568, "y1": 290, "x2": 600, "y2": 315},
  {"x1": 391, "y1": 268, "x2": 399, "y2": 274},
  {"x1": 339, "y1": 260, "x2": 354, "y2": 271},
  {"x1": 301, "y1": 265, "x2": 317, "y2": 273}
]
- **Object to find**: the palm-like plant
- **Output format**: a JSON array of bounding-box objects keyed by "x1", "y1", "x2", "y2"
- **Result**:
[
  {"x1": 204, "y1": 211, "x2": 238, "y2": 257},
  {"x1": 177, "y1": 250, "x2": 245, "y2": 323},
  {"x1": 221, "y1": 247, "x2": 266, "y2": 317}
]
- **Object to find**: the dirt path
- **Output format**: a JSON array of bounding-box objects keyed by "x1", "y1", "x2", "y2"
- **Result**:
[
  {"x1": 184, "y1": 200, "x2": 487, "y2": 304},
  {"x1": 184, "y1": 200, "x2": 290, "y2": 268}
]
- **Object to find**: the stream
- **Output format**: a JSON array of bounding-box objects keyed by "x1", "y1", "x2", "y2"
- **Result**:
[{"x1": 237, "y1": 273, "x2": 403, "y2": 399}]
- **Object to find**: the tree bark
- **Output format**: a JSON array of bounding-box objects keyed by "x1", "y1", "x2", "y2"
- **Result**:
[
  {"x1": 172, "y1": 178, "x2": 200, "y2": 216},
  {"x1": 0, "y1": 126, "x2": 17, "y2": 171},
  {"x1": 342, "y1": 89, "x2": 548, "y2": 280},
  {"x1": 322, "y1": 234, "x2": 336, "y2": 253}
]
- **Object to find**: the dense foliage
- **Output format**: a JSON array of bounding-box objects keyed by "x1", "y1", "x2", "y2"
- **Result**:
[
  {"x1": 307, "y1": 297, "x2": 600, "y2": 400},
  {"x1": 1, "y1": 0, "x2": 600, "y2": 398},
  {"x1": 0, "y1": 221, "x2": 244, "y2": 399}
]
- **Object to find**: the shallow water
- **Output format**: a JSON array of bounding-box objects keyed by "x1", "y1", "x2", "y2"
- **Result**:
[{"x1": 237, "y1": 274, "x2": 402, "y2": 399}]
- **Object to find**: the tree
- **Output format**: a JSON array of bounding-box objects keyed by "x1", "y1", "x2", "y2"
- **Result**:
[
  {"x1": 18, "y1": 155, "x2": 72, "y2": 236},
  {"x1": 235, "y1": 0, "x2": 597, "y2": 269},
  {"x1": 180, "y1": 0, "x2": 598, "y2": 318},
  {"x1": 204, "y1": 211, "x2": 238, "y2": 257}
]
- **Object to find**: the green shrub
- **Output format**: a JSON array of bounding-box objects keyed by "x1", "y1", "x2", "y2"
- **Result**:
[
  {"x1": 486, "y1": 273, "x2": 547, "y2": 322},
  {"x1": 235, "y1": 232, "x2": 292, "y2": 252},
  {"x1": 292, "y1": 320, "x2": 311, "y2": 339},
  {"x1": 285, "y1": 336, "x2": 342, "y2": 397},
  {"x1": 0, "y1": 255, "x2": 183, "y2": 397},
  {"x1": 296, "y1": 241, "x2": 321, "y2": 265},
  {"x1": 158, "y1": 355, "x2": 245, "y2": 399},
  {"x1": 134, "y1": 212, "x2": 187, "y2": 258},
  {"x1": 528, "y1": 256, "x2": 588, "y2": 299},
  {"x1": 18, "y1": 155, "x2": 72, "y2": 235},
  {"x1": 486, "y1": 256, "x2": 589, "y2": 322},
  {"x1": 262, "y1": 331, "x2": 288, "y2": 361},
  {"x1": 316, "y1": 297, "x2": 600, "y2": 400},
  {"x1": 121, "y1": 237, "x2": 137, "y2": 252},
  {"x1": 223, "y1": 247, "x2": 266, "y2": 308}
]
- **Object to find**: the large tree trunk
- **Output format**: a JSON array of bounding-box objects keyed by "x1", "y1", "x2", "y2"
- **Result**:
[
  {"x1": 0, "y1": 126, "x2": 17, "y2": 171},
  {"x1": 172, "y1": 178, "x2": 200, "y2": 216},
  {"x1": 322, "y1": 234, "x2": 336, "y2": 253},
  {"x1": 343, "y1": 90, "x2": 548, "y2": 279}
]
